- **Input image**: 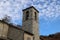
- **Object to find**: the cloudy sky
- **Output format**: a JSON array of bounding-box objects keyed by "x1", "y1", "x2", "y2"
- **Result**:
[{"x1": 0, "y1": 0, "x2": 60, "y2": 35}]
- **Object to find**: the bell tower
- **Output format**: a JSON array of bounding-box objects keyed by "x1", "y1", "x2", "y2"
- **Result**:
[{"x1": 22, "y1": 6, "x2": 40, "y2": 40}]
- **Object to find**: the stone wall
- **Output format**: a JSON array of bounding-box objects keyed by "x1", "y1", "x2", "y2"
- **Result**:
[
  {"x1": 0, "y1": 21, "x2": 34, "y2": 40},
  {"x1": 22, "y1": 6, "x2": 40, "y2": 40},
  {"x1": 0, "y1": 21, "x2": 9, "y2": 39},
  {"x1": 24, "y1": 33, "x2": 33, "y2": 40},
  {"x1": 7, "y1": 26, "x2": 24, "y2": 40}
]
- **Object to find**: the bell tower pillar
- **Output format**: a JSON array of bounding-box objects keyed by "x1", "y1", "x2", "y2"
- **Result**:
[{"x1": 22, "y1": 6, "x2": 40, "y2": 40}]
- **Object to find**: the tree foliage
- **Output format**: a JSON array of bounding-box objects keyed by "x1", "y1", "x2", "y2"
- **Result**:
[{"x1": 2, "y1": 15, "x2": 11, "y2": 23}]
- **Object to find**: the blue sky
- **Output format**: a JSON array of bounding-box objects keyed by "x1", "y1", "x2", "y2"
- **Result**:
[{"x1": 0, "y1": 0, "x2": 60, "y2": 35}]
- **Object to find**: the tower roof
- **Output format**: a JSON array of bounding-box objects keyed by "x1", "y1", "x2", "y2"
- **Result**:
[{"x1": 23, "y1": 6, "x2": 39, "y2": 13}]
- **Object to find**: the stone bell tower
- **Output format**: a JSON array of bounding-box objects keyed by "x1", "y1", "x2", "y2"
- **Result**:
[{"x1": 22, "y1": 6, "x2": 40, "y2": 40}]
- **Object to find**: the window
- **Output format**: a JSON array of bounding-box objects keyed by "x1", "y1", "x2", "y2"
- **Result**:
[
  {"x1": 27, "y1": 37, "x2": 31, "y2": 40},
  {"x1": 26, "y1": 11, "x2": 29, "y2": 20},
  {"x1": 35, "y1": 12, "x2": 37, "y2": 20}
]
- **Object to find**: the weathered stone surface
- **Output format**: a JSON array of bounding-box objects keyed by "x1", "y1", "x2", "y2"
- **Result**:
[
  {"x1": 7, "y1": 26, "x2": 24, "y2": 40},
  {"x1": 24, "y1": 33, "x2": 33, "y2": 40},
  {"x1": 0, "y1": 21, "x2": 9, "y2": 39},
  {"x1": 22, "y1": 6, "x2": 40, "y2": 40}
]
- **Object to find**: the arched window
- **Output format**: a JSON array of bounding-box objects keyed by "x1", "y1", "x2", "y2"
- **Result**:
[
  {"x1": 35, "y1": 12, "x2": 37, "y2": 20},
  {"x1": 26, "y1": 11, "x2": 29, "y2": 20}
]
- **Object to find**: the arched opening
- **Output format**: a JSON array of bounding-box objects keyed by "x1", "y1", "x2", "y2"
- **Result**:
[
  {"x1": 26, "y1": 11, "x2": 29, "y2": 20},
  {"x1": 35, "y1": 12, "x2": 37, "y2": 20}
]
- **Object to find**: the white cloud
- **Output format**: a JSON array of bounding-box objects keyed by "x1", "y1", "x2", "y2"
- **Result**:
[
  {"x1": 0, "y1": 0, "x2": 32, "y2": 24},
  {"x1": 33, "y1": 0, "x2": 60, "y2": 21},
  {"x1": 0, "y1": 0, "x2": 60, "y2": 24}
]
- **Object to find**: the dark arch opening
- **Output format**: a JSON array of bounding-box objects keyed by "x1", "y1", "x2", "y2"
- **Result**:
[
  {"x1": 26, "y1": 11, "x2": 29, "y2": 20},
  {"x1": 35, "y1": 12, "x2": 37, "y2": 20}
]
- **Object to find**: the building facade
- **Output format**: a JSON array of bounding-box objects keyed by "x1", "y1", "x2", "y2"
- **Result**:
[
  {"x1": 22, "y1": 6, "x2": 40, "y2": 40},
  {"x1": 0, "y1": 6, "x2": 40, "y2": 40}
]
